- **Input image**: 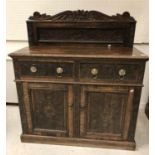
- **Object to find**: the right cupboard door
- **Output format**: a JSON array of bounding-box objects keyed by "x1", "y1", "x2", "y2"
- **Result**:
[{"x1": 80, "y1": 86, "x2": 134, "y2": 140}]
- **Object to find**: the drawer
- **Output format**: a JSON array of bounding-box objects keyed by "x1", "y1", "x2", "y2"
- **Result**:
[
  {"x1": 19, "y1": 61, "x2": 74, "y2": 79},
  {"x1": 80, "y1": 63, "x2": 144, "y2": 83},
  {"x1": 114, "y1": 64, "x2": 143, "y2": 83},
  {"x1": 80, "y1": 63, "x2": 114, "y2": 81}
]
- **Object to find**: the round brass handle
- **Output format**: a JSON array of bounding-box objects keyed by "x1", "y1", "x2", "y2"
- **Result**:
[
  {"x1": 56, "y1": 67, "x2": 64, "y2": 74},
  {"x1": 118, "y1": 69, "x2": 126, "y2": 77},
  {"x1": 30, "y1": 66, "x2": 37, "y2": 73},
  {"x1": 91, "y1": 68, "x2": 98, "y2": 76}
]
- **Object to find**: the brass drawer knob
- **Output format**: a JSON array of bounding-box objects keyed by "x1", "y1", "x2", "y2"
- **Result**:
[
  {"x1": 30, "y1": 66, "x2": 37, "y2": 73},
  {"x1": 91, "y1": 68, "x2": 98, "y2": 76},
  {"x1": 56, "y1": 67, "x2": 64, "y2": 74},
  {"x1": 118, "y1": 69, "x2": 126, "y2": 77}
]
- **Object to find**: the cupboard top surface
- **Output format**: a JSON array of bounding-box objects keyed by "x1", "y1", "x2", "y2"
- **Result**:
[{"x1": 9, "y1": 44, "x2": 148, "y2": 60}]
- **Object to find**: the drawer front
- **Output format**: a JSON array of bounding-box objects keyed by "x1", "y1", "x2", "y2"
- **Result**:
[
  {"x1": 115, "y1": 64, "x2": 142, "y2": 83},
  {"x1": 19, "y1": 61, "x2": 74, "y2": 79},
  {"x1": 80, "y1": 63, "x2": 114, "y2": 81},
  {"x1": 80, "y1": 63, "x2": 143, "y2": 83}
]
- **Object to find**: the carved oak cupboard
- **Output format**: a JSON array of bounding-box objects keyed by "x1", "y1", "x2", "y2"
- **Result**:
[{"x1": 9, "y1": 10, "x2": 148, "y2": 150}]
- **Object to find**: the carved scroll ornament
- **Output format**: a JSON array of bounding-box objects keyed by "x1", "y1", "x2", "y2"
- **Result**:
[{"x1": 29, "y1": 10, "x2": 135, "y2": 21}]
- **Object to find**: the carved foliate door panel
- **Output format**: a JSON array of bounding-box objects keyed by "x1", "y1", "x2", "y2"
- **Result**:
[
  {"x1": 22, "y1": 82, "x2": 74, "y2": 137},
  {"x1": 80, "y1": 86, "x2": 134, "y2": 140}
]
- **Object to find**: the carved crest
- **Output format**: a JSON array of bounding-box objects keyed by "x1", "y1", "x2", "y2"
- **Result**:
[{"x1": 29, "y1": 10, "x2": 135, "y2": 21}]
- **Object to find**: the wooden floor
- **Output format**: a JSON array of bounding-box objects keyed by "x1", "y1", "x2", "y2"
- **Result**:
[{"x1": 6, "y1": 106, "x2": 148, "y2": 155}]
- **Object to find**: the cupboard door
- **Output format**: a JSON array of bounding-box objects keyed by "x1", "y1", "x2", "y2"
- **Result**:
[
  {"x1": 22, "y1": 82, "x2": 74, "y2": 137},
  {"x1": 80, "y1": 86, "x2": 134, "y2": 140}
]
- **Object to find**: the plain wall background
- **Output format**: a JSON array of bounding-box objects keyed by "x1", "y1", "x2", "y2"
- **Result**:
[{"x1": 6, "y1": 0, "x2": 149, "y2": 106}]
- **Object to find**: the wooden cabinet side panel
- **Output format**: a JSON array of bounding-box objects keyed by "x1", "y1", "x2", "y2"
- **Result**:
[
  {"x1": 73, "y1": 85, "x2": 81, "y2": 137},
  {"x1": 23, "y1": 82, "x2": 33, "y2": 133},
  {"x1": 128, "y1": 87, "x2": 142, "y2": 140},
  {"x1": 123, "y1": 88, "x2": 134, "y2": 139},
  {"x1": 80, "y1": 87, "x2": 86, "y2": 137},
  {"x1": 67, "y1": 85, "x2": 74, "y2": 137},
  {"x1": 16, "y1": 82, "x2": 29, "y2": 133}
]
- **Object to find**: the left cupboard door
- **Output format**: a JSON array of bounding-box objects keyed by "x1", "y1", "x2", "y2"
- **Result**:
[{"x1": 19, "y1": 82, "x2": 74, "y2": 137}]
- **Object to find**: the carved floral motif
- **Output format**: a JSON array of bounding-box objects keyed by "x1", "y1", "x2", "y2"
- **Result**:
[{"x1": 29, "y1": 10, "x2": 135, "y2": 21}]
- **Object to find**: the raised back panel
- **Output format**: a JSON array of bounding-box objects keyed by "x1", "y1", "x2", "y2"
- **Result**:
[
  {"x1": 27, "y1": 10, "x2": 136, "y2": 47},
  {"x1": 80, "y1": 86, "x2": 131, "y2": 140},
  {"x1": 31, "y1": 89, "x2": 66, "y2": 130},
  {"x1": 28, "y1": 83, "x2": 69, "y2": 136},
  {"x1": 88, "y1": 92, "x2": 127, "y2": 134}
]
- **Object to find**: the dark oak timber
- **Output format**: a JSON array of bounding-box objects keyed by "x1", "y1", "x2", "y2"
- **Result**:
[{"x1": 9, "y1": 10, "x2": 148, "y2": 150}]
